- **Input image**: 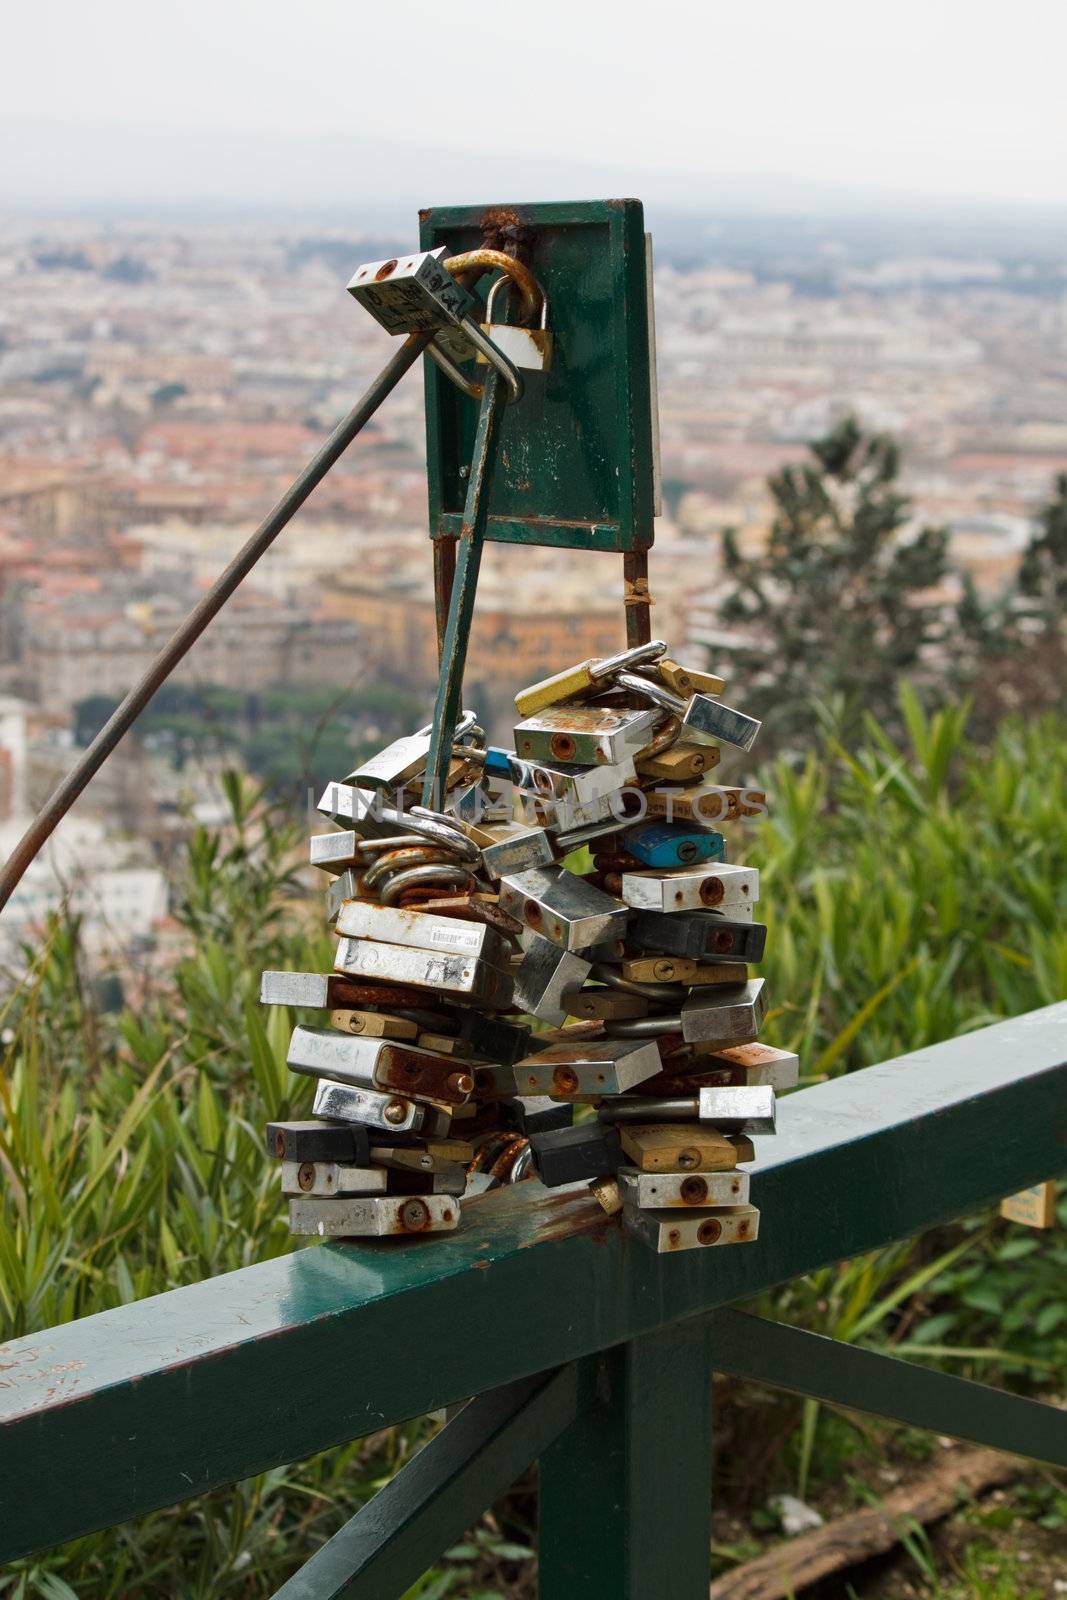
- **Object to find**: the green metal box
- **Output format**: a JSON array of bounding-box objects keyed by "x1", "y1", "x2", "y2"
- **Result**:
[{"x1": 419, "y1": 198, "x2": 656, "y2": 554}]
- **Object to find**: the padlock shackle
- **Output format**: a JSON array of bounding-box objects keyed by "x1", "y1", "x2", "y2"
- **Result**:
[
  {"x1": 485, "y1": 269, "x2": 549, "y2": 329},
  {"x1": 444, "y1": 249, "x2": 542, "y2": 324}
]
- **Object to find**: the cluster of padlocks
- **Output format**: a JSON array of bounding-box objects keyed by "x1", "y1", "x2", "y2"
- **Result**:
[{"x1": 260, "y1": 640, "x2": 796, "y2": 1252}]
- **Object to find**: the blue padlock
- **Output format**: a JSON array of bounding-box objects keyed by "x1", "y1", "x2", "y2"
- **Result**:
[
  {"x1": 482, "y1": 746, "x2": 514, "y2": 781},
  {"x1": 622, "y1": 821, "x2": 726, "y2": 869}
]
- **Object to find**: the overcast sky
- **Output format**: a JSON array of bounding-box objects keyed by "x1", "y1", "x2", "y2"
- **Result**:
[{"x1": 4, "y1": 0, "x2": 1067, "y2": 212}]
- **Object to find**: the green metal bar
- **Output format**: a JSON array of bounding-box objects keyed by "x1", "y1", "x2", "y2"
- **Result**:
[
  {"x1": 708, "y1": 1308, "x2": 1067, "y2": 1468},
  {"x1": 538, "y1": 1319, "x2": 713, "y2": 1600},
  {"x1": 421, "y1": 367, "x2": 505, "y2": 806},
  {"x1": 272, "y1": 1363, "x2": 584, "y2": 1600},
  {"x1": 3, "y1": 1003, "x2": 1066, "y2": 1561}
]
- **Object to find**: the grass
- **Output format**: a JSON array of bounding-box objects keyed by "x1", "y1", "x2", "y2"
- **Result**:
[{"x1": 1, "y1": 697, "x2": 1066, "y2": 1594}]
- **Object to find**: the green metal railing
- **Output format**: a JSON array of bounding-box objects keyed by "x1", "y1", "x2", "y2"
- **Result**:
[{"x1": 3, "y1": 1002, "x2": 1067, "y2": 1597}]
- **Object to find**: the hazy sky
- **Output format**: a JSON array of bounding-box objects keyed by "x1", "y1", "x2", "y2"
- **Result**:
[{"x1": 5, "y1": 0, "x2": 1067, "y2": 210}]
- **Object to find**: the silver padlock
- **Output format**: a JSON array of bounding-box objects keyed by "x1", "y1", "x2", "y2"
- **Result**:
[
  {"x1": 475, "y1": 274, "x2": 553, "y2": 373},
  {"x1": 347, "y1": 246, "x2": 476, "y2": 336}
]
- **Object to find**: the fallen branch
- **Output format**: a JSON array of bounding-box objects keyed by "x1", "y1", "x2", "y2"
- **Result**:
[{"x1": 710, "y1": 1447, "x2": 1021, "y2": 1600}]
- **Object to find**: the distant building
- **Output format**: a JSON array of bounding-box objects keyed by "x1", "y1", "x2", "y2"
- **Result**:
[{"x1": 0, "y1": 699, "x2": 168, "y2": 972}]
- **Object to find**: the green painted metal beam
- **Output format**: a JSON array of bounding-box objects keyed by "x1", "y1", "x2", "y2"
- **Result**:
[
  {"x1": 2, "y1": 1002, "x2": 1066, "y2": 1561},
  {"x1": 539, "y1": 1321, "x2": 714, "y2": 1600},
  {"x1": 708, "y1": 1309, "x2": 1067, "y2": 1468},
  {"x1": 421, "y1": 366, "x2": 505, "y2": 806},
  {"x1": 271, "y1": 1363, "x2": 584, "y2": 1600}
]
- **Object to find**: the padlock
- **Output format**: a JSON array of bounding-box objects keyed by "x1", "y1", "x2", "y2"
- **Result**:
[
  {"x1": 288, "y1": 1193, "x2": 459, "y2": 1237},
  {"x1": 635, "y1": 743, "x2": 720, "y2": 783},
  {"x1": 508, "y1": 752, "x2": 638, "y2": 809},
  {"x1": 620, "y1": 863, "x2": 759, "y2": 916},
  {"x1": 698, "y1": 1043, "x2": 799, "y2": 1089},
  {"x1": 512, "y1": 934, "x2": 593, "y2": 1023},
  {"x1": 589, "y1": 1176, "x2": 624, "y2": 1215},
  {"x1": 310, "y1": 1077, "x2": 427, "y2": 1136},
  {"x1": 264, "y1": 1118, "x2": 371, "y2": 1166},
  {"x1": 259, "y1": 969, "x2": 371, "y2": 1010},
  {"x1": 287, "y1": 1026, "x2": 474, "y2": 1106},
  {"x1": 513, "y1": 641, "x2": 668, "y2": 718},
  {"x1": 528, "y1": 1121, "x2": 624, "y2": 1187},
  {"x1": 324, "y1": 870, "x2": 361, "y2": 925},
  {"x1": 330, "y1": 1008, "x2": 420, "y2": 1041},
  {"x1": 681, "y1": 697, "x2": 762, "y2": 752},
  {"x1": 309, "y1": 831, "x2": 363, "y2": 874},
  {"x1": 335, "y1": 900, "x2": 512, "y2": 971},
  {"x1": 621, "y1": 823, "x2": 725, "y2": 871},
  {"x1": 624, "y1": 1202, "x2": 760, "y2": 1253},
  {"x1": 279, "y1": 1160, "x2": 389, "y2": 1197},
  {"x1": 564, "y1": 987, "x2": 650, "y2": 1022},
  {"x1": 317, "y1": 781, "x2": 393, "y2": 835},
  {"x1": 643, "y1": 784, "x2": 744, "y2": 827},
  {"x1": 615, "y1": 1122, "x2": 737, "y2": 1173},
  {"x1": 629, "y1": 910, "x2": 767, "y2": 964},
  {"x1": 472, "y1": 819, "x2": 557, "y2": 878},
  {"x1": 618, "y1": 1167, "x2": 750, "y2": 1209},
  {"x1": 447, "y1": 1009, "x2": 531, "y2": 1066},
  {"x1": 334, "y1": 937, "x2": 513, "y2": 1010},
  {"x1": 514, "y1": 705, "x2": 661, "y2": 767},
  {"x1": 402, "y1": 895, "x2": 523, "y2": 942},
  {"x1": 514, "y1": 1037, "x2": 661, "y2": 1099},
  {"x1": 347, "y1": 246, "x2": 477, "y2": 337},
  {"x1": 620, "y1": 956, "x2": 746, "y2": 986},
  {"x1": 599, "y1": 1085, "x2": 775, "y2": 1135},
  {"x1": 475, "y1": 274, "x2": 553, "y2": 372},
  {"x1": 497, "y1": 1095, "x2": 573, "y2": 1136},
  {"x1": 681, "y1": 979, "x2": 768, "y2": 1044},
  {"x1": 498, "y1": 864, "x2": 630, "y2": 952},
  {"x1": 653, "y1": 659, "x2": 726, "y2": 698}
]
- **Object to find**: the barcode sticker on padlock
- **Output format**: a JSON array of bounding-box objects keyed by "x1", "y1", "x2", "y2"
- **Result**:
[{"x1": 430, "y1": 924, "x2": 482, "y2": 953}]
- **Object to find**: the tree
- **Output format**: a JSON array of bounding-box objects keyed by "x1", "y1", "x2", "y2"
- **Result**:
[
  {"x1": 718, "y1": 417, "x2": 950, "y2": 741},
  {"x1": 1017, "y1": 473, "x2": 1067, "y2": 646}
]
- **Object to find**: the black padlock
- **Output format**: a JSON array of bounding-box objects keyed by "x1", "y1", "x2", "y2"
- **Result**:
[
  {"x1": 529, "y1": 1121, "x2": 623, "y2": 1187},
  {"x1": 630, "y1": 910, "x2": 767, "y2": 964},
  {"x1": 265, "y1": 1119, "x2": 371, "y2": 1166}
]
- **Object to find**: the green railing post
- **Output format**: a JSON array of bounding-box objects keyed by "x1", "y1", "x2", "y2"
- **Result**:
[{"x1": 537, "y1": 1316, "x2": 714, "y2": 1599}]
